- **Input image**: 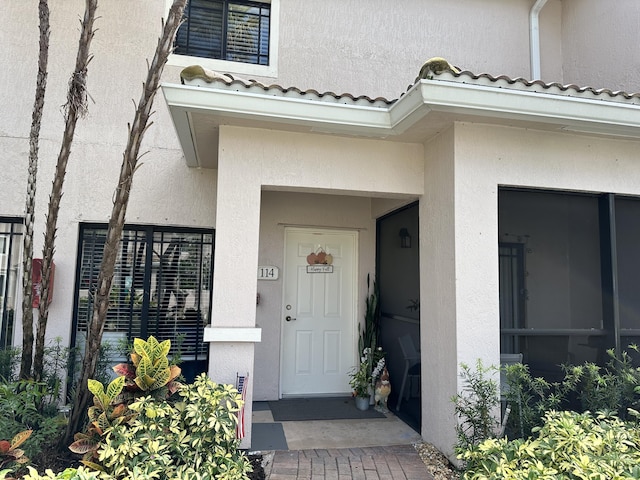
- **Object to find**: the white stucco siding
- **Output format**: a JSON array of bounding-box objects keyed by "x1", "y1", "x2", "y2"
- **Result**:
[
  {"x1": 219, "y1": 127, "x2": 424, "y2": 196},
  {"x1": 277, "y1": 0, "x2": 540, "y2": 98},
  {"x1": 422, "y1": 122, "x2": 640, "y2": 459},
  {"x1": 420, "y1": 126, "x2": 458, "y2": 456},
  {"x1": 1, "y1": 2, "x2": 217, "y2": 352},
  {"x1": 450, "y1": 121, "x2": 640, "y2": 364},
  {"x1": 212, "y1": 126, "x2": 424, "y2": 402},
  {"x1": 562, "y1": 0, "x2": 640, "y2": 94}
]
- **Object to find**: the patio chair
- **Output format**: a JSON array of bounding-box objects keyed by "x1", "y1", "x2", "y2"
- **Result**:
[{"x1": 397, "y1": 334, "x2": 421, "y2": 412}]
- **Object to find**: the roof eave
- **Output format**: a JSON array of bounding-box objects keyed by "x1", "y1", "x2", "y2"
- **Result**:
[
  {"x1": 161, "y1": 83, "x2": 393, "y2": 167},
  {"x1": 415, "y1": 79, "x2": 640, "y2": 138},
  {"x1": 162, "y1": 80, "x2": 640, "y2": 168}
]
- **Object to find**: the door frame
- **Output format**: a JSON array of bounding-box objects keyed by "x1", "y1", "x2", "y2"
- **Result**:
[{"x1": 279, "y1": 227, "x2": 359, "y2": 398}]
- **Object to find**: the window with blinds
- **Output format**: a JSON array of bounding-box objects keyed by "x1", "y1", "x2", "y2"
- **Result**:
[
  {"x1": 174, "y1": 0, "x2": 270, "y2": 65},
  {"x1": 73, "y1": 224, "x2": 214, "y2": 376}
]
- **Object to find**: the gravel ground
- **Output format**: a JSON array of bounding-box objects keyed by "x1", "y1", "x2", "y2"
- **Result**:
[{"x1": 414, "y1": 442, "x2": 462, "y2": 480}]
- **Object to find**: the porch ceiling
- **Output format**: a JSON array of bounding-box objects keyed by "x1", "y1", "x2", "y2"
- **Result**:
[{"x1": 162, "y1": 65, "x2": 640, "y2": 169}]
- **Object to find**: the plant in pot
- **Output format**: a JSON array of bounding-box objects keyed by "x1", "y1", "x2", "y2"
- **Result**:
[{"x1": 349, "y1": 354, "x2": 372, "y2": 410}]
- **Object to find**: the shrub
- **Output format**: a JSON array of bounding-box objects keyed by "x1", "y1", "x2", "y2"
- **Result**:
[
  {"x1": 460, "y1": 410, "x2": 640, "y2": 479},
  {"x1": 68, "y1": 336, "x2": 252, "y2": 480},
  {"x1": 97, "y1": 375, "x2": 252, "y2": 480},
  {"x1": 503, "y1": 346, "x2": 640, "y2": 438},
  {"x1": 70, "y1": 336, "x2": 181, "y2": 463},
  {"x1": 452, "y1": 360, "x2": 501, "y2": 453},
  {"x1": 0, "y1": 347, "x2": 20, "y2": 382},
  {"x1": 0, "y1": 429, "x2": 32, "y2": 477},
  {"x1": 502, "y1": 362, "x2": 577, "y2": 439},
  {"x1": 0, "y1": 380, "x2": 66, "y2": 461}
]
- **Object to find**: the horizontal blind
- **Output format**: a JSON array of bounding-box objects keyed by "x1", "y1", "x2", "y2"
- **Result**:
[
  {"x1": 175, "y1": 0, "x2": 224, "y2": 59},
  {"x1": 175, "y1": 0, "x2": 270, "y2": 65},
  {"x1": 146, "y1": 230, "x2": 213, "y2": 359},
  {"x1": 74, "y1": 225, "x2": 213, "y2": 362}
]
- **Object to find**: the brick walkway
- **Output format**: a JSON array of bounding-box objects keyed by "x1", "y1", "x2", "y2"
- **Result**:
[{"x1": 266, "y1": 445, "x2": 434, "y2": 480}]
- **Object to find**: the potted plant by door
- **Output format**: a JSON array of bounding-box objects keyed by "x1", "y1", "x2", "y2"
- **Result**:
[{"x1": 349, "y1": 350, "x2": 372, "y2": 410}]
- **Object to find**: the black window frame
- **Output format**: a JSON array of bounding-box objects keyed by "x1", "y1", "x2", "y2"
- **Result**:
[
  {"x1": 0, "y1": 217, "x2": 23, "y2": 349},
  {"x1": 70, "y1": 223, "x2": 215, "y2": 380},
  {"x1": 174, "y1": 0, "x2": 271, "y2": 66}
]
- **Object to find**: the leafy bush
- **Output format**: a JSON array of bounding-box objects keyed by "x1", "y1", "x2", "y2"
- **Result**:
[
  {"x1": 70, "y1": 336, "x2": 181, "y2": 463},
  {"x1": 66, "y1": 336, "x2": 252, "y2": 480},
  {"x1": 503, "y1": 347, "x2": 640, "y2": 438},
  {"x1": 0, "y1": 429, "x2": 32, "y2": 478},
  {"x1": 502, "y1": 362, "x2": 579, "y2": 439},
  {"x1": 452, "y1": 360, "x2": 501, "y2": 453},
  {"x1": 23, "y1": 466, "x2": 103, "y2": 479},
  {"x1": 0, "y1": 380, "x2": 66, "y2": 461},
  {"x1": 0, "y1": 347, "x2": 20, "y2": 382},
  {"x1": 96, "y1": 375, "x2": 252, "y2": 480},
  {"x1": 460, "y1": 410, "x2": 640, "y2": 479}
]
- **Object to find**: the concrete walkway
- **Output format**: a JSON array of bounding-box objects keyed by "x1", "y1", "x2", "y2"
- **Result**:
[
  {"x1": 251, "y1": 400, "x2": 433, "y2": 479},
  {"x1": 264, "y1": 445, "x2": 434, "y2": 480}
]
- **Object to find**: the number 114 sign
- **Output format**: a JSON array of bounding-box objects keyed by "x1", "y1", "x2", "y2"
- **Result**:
[{"x1": 257, "y1": 266, "x2": 279, "y2": 280}]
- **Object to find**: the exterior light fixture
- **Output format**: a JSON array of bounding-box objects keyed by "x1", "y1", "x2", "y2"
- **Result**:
[{"x1": 399, "y1": 228, "x2": 411, "y2": 248}]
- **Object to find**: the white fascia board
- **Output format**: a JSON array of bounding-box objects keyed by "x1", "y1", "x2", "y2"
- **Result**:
[
  {"x1": 387, "y1": 86, "x2": 432, "y2": 135},
  {"x1": 203, "y1": 326, "x2": 262, "y2": 343},
  {"x1": 416, "y1": 80, "x2": 640, "y2": 137},
  {"x1": 162, "y1": 83, "x2": 392, "y2": 135}
]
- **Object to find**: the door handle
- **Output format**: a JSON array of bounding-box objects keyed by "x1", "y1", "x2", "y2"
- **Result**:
[{"x1": 286, "y1": 316, "x2": 296, "y2": 322}]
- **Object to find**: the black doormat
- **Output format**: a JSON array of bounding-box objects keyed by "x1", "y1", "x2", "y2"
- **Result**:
[{"x1": 268, "y1": 397, "x2": 385, "y2": 421}]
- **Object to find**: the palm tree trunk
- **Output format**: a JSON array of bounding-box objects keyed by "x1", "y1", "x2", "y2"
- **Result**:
[
  {"x1": 33, "y1": 0, "x2": 99, "y2": 380},
  {"x1": 20, "y1": 0, "x2": 50, "y2": 380},
  {"x1": 63, "y1": 0, "x2": 188, "y2": 444}
]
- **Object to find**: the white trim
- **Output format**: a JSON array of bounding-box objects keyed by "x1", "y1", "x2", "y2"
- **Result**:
[
  {"x1": 203, "y1": 326, "x2": 262, "y2": 343},
  {"x1": 165, "y1": 0, "x2": 279, "y2": 78},
  {"x1": 162, "y1": 77, "x2": 640, "y2": 167}
]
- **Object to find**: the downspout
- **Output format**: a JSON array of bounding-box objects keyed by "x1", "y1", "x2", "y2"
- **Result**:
[{"x1": 529, "y1": 0, "x2": 549, "y2": 80}]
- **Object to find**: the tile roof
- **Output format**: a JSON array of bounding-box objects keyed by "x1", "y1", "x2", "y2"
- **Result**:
[
  {"x1": 179, "y1": 65, "x2": 393, "y2": 108},
  {"x1": 180, "y1": 58, "x2": 640, "y2": 108},
  {"x1": 416, "y1": 58, "x2": 640, "y2": 106}
]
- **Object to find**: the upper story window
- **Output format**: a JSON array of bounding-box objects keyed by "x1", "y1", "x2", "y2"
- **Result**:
[{"x1": 170, "y1": 0, "x2": 278, "y2": 77}]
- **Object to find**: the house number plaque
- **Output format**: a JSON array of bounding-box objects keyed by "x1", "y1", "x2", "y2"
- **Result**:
[{"x1": 257, "y1": 266, "x2": 279, "y2": 280}]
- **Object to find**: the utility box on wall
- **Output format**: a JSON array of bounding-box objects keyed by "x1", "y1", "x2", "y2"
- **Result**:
[{"x1": 32, "y1": 258, "x2": 55, "y2": 308}]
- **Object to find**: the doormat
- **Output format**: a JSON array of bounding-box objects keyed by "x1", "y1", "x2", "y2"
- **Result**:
[
  {"x1": 251, "y1": 423, "x2": 288, "y2": 451},
  {"x1": 268, "y1": 397, "x2": 385, "y2": 422}
]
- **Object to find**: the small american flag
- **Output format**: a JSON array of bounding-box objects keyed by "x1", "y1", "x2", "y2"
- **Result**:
[{"x1": 236, "y1": 373, "x2": 249, "y2": 439}]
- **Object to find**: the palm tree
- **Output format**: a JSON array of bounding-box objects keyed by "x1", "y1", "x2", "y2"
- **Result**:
[
  {"x1": 64, "y1": 0, "x2": 189, "y2": 443},
  {"x1": 19, "y1": 0, "x2": 50, "y2": 380},
  {"x1": 33, "y1": 0, "x2": 99, "y2": 380}
]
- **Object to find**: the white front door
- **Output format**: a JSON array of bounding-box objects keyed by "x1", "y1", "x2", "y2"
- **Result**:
[{"x1": 281, "y1": 228, "x2": 357, "y2": 396}]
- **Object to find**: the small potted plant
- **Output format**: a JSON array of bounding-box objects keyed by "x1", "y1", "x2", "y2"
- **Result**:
[
  {"x1": 350, "y1": 347, "x2": 386, "y2": 410},
  {"x1": 349, "y1": 355, "x2": 371, "y2": 410}
]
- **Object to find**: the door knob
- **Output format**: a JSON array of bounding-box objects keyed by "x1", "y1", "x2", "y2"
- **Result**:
[{"x1": 286, "y1": 316, "x2": 296, "y2": 322}]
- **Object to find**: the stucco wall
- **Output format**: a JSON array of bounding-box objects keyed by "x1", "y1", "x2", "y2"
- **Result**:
[
  {"x1": 214, "y1": 127, "x2": 424, "y2": 390},
  {"x1": 562, "y1": 0, "x2": 640, "y2": 93},
  {"x1": 1, "y1": 2, "x2": 217, "y2": 352},
  {"x1": 275, "y1": 0, "x2": 541, "y2": 99},
  {"x1": 421, "y1": 121, "x2": 640, "y2": 459},
  {"x1": 421, "y1": 126, "x2": 458, "y2": 456}
]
